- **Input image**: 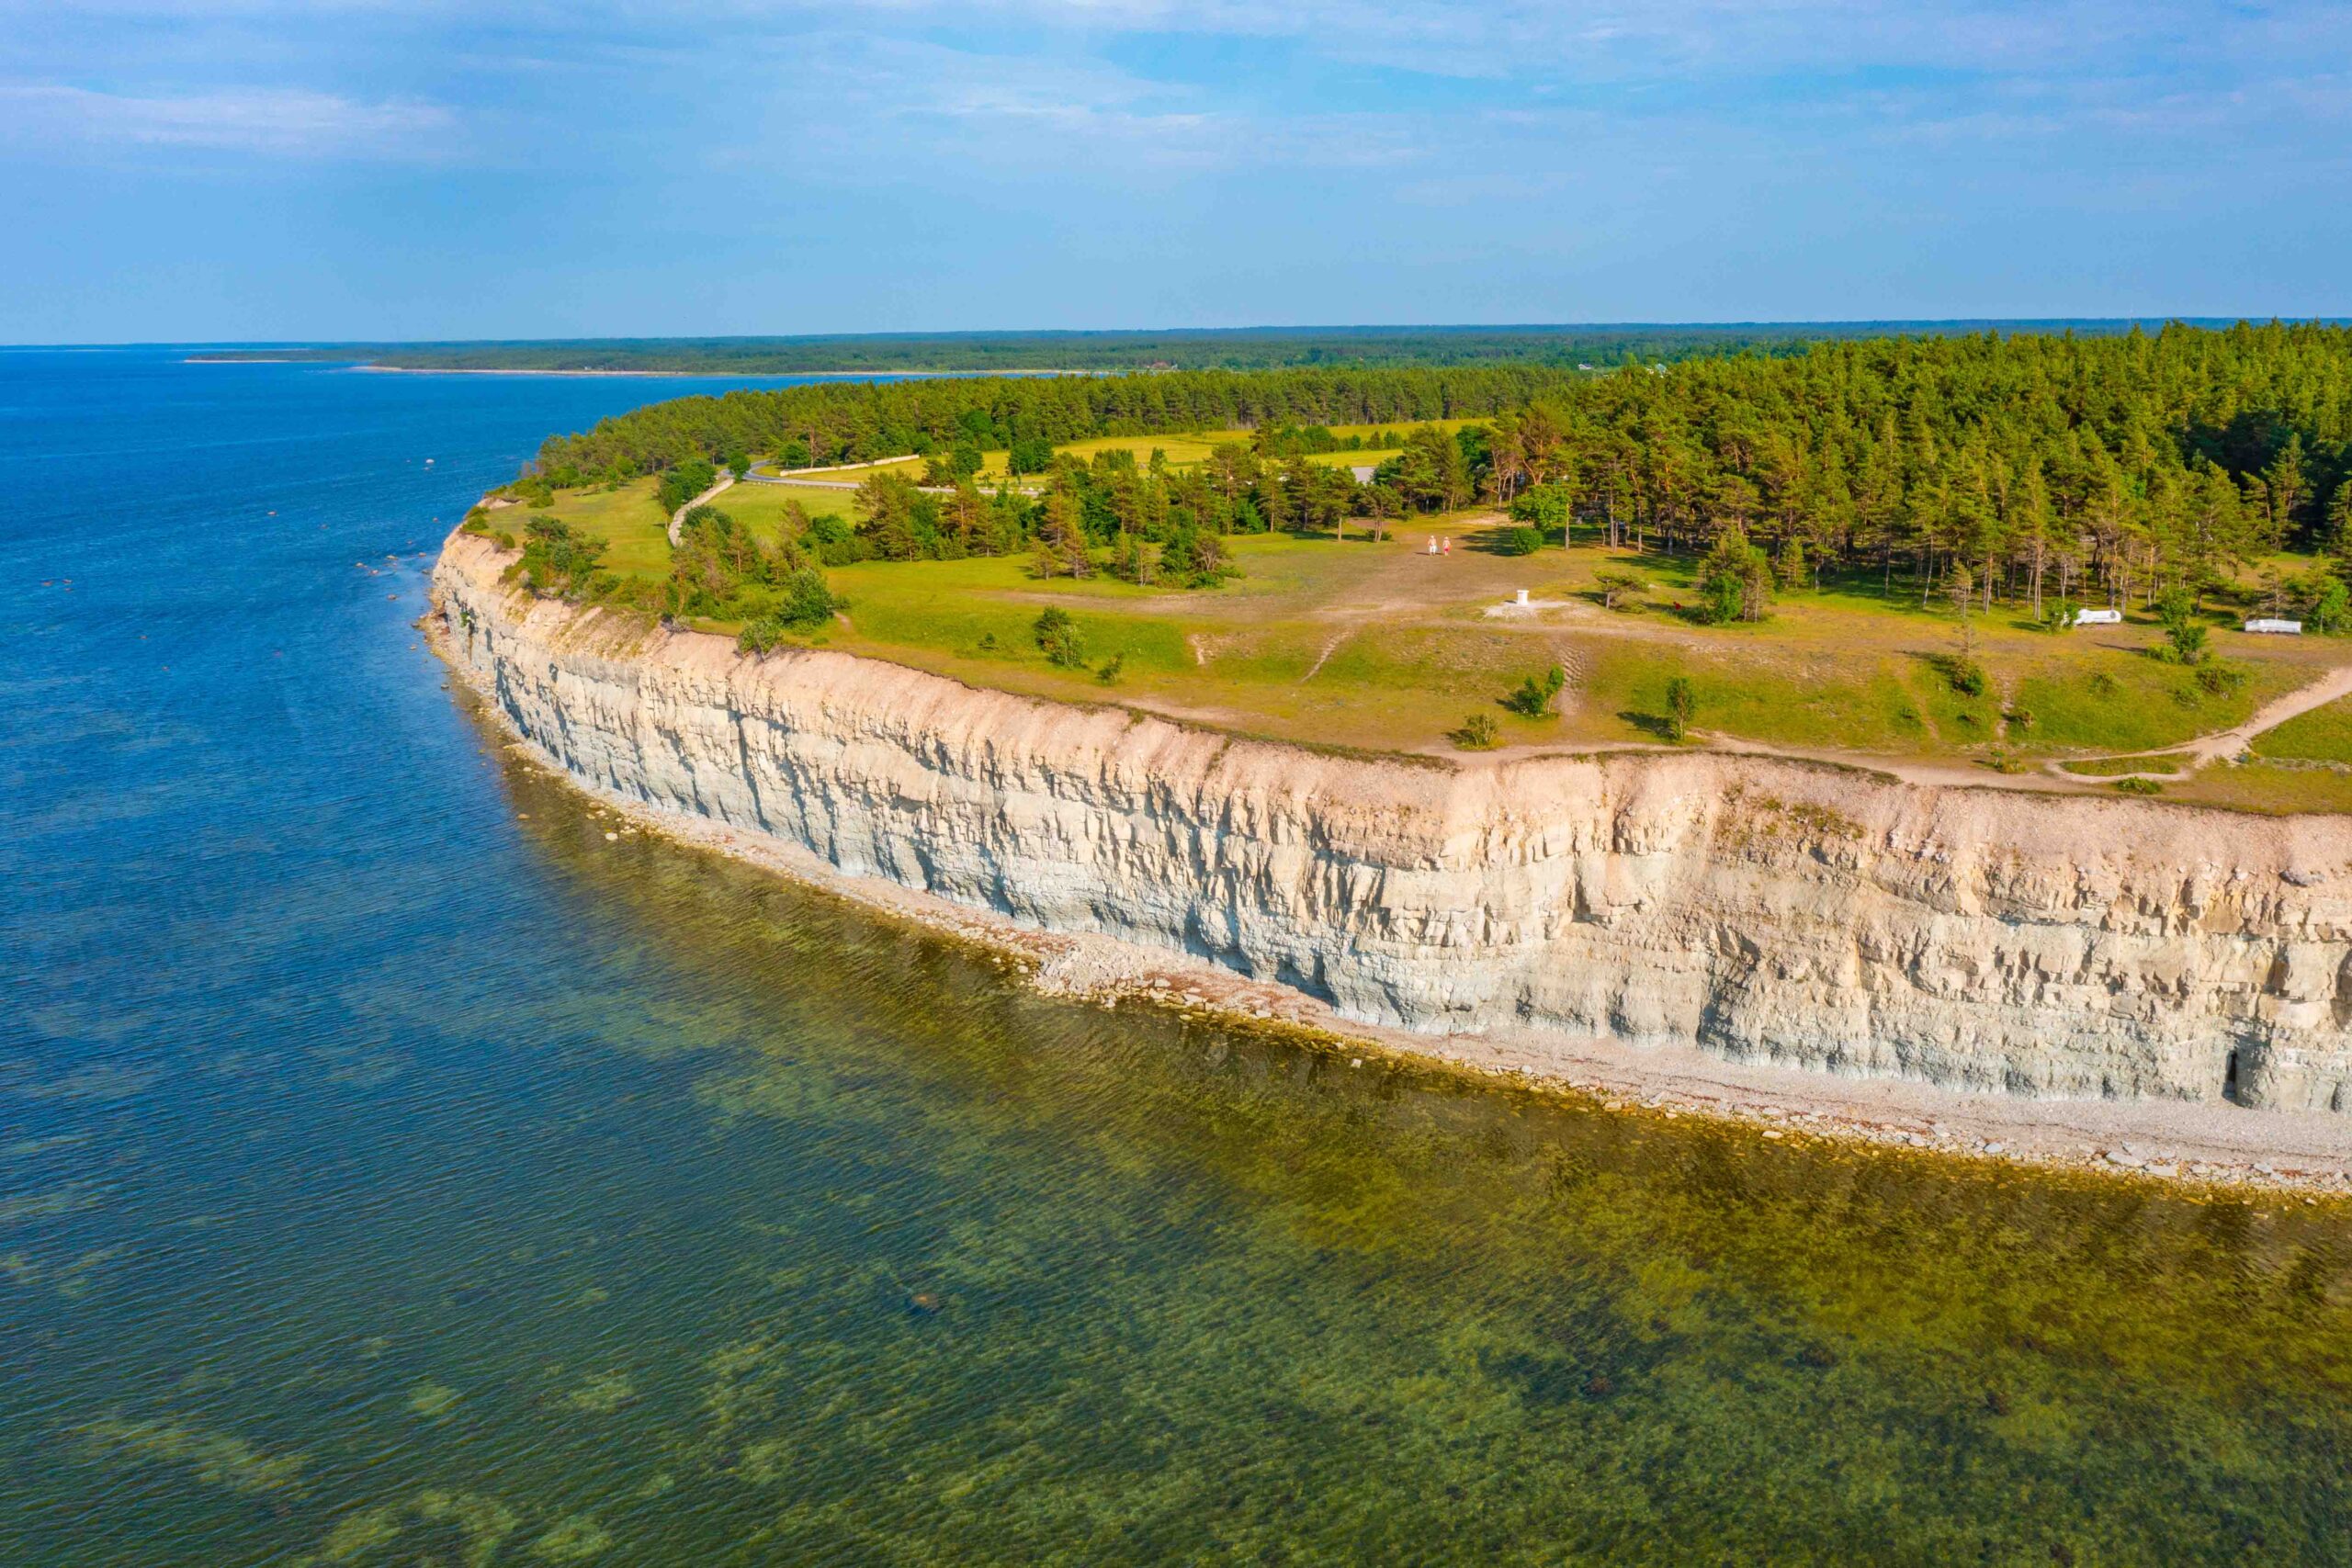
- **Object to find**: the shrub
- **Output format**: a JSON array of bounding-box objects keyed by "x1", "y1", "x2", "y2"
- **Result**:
[
  {"x1": 1096, "y1": 653, "x2": 1125, "y2": 685},
  {"x1": 776, "y1": 567, "x2": 844, "y2": 627},
  {"x1": 1593, "y1": 570, "x2": 1647, "y2": 610},
  {"x1": 1449, "y1": 713, "x2": 1500, "y2": 750},
  {"x1": 2004, "y1": 706, "x2": 2035, "y2": 733},
  {"x1": 2163, "y1": 623, "x2": 2210, "y2": 665},
  {"x1": 1501, "y1": 664, "x2": 1566, "y2": 718},
  {"x1": 1035, "y1": 606, "x2": 1086, "y2": 667},
  {"x1": 1946, "y1": 658, "x2": 1987, "y2": 697},
  {"x1": 2112, "y1": 775, "x2": 2162, "y2": 795},
  {"x1": 2038, "y1": 597, "x2": 2081, "y2": 633},
  {"x1": 2087, "y1": 671, "x2": 2119, "y2": 698},
  {"x1": 2152, "y1": 586, "x2": 2211, "y2": 665},
  {"x1": 2194, "y1": 660, "x2": 2248, "y2": 697},
  {"x1": 1496, "y1": 525, "x2": 1544, "y2": 557}
]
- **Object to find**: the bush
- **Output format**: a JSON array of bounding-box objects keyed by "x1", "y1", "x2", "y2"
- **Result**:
[
  {"x1": 1593, "y1": 570, "x2": 1647, "y2": 610},
  {"x1": 777, "y1": 567, "x2": 844, "y2": 627},
  {"x1": 2112, "y1": 775, "x2": 2162, "y2": 795},
  {"x1": 1096, "y1": 653, "x2": 1125, "y2": 685},
  {"x1": 1501, "y1": 664, "x2": 1566, "y2": 718},
  {"x1": 1035, "y1": 606, "x2": 1086, "y2": 667},
  {"x1": 1946, "y1": 658, "x2": 1987, "y2": 697},
  {"x1": 2038, "y1": 597, "x2": 2081, "y2": 633},
  {"x1": 2194, "y1": 660, "x2": 2248, "y2": 697},
  {"x1": 1496, "y1": 525, "x2": 1544, "y2": 557},
  {"x1": 735, "y1": 568, "x2": 845, "y2": 653},
  {"x1": 1449, "y1": 713, "x2": 1500, "y2": 750}
]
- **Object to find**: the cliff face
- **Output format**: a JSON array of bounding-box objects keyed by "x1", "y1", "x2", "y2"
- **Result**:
[{"x1": 433, "y1": 533, "x2": 2352, "y2": 1112}]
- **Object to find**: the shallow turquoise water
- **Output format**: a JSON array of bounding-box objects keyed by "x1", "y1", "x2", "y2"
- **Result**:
[{"x1": 5, "y1": 352, "x2": 2352, "y2": 1564}]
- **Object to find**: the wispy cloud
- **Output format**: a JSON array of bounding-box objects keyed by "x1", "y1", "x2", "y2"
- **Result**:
[{"x1": 0, "y1": 84, "x2": 454, "y2": 158}]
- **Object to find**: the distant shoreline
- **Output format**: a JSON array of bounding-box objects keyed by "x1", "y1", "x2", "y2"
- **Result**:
[{"x1": 183, "y1": 357, "x2": 1091, "y2": 378}]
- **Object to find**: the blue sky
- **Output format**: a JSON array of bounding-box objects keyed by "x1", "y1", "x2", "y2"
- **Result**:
[{"x1": 5, "y1": 1, "x2": 2348, "y2": 343}]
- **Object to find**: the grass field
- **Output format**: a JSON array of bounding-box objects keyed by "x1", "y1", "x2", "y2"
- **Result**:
[
  {"x1": 755, "y1": 457, "x2": 930, "y2": 483},
  {"x1": 718, "y1": 481, "x2": 860, "y2": 527},
  {"x1": 2251, "y1": 696, "x2": 2352, "y2": 763},
  {"x1": 756, "y1": 428, "x2": 1420, "y2": 485},
  {"x1": 502, "y1": 479, "x2": 2351, "y2": 792},
  {"x1": 2059, "y1": 752, "x2": 2196, "y2": 776},
  {"x1": 2167, "y1": 761, "x2": 2352, "y2": 814}
]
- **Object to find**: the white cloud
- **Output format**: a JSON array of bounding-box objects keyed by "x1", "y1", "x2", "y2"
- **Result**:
[{"x1": 0, "y1": 84, "x2": 454, "y2": 157}]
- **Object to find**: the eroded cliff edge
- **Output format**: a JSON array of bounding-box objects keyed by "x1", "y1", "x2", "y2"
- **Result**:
[{"x1": 432, "y1": 531, "x2": 2352, "y2": 1113}]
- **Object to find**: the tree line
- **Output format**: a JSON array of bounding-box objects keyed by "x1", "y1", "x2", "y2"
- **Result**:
[
  {"x1": 198, "y1": 321, "x2": 2182, "y2": 376},
  {"x1": 530, "y1": 363, "x2": 1584, "y2": 480},
  {"x1": 526, "y1": 322, "x2": 2352, "y2": 615}
]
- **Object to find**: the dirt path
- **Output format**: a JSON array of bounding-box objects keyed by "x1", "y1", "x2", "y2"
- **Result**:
[
  {"x1": 1298, "y1": 627, "x2": 1354, "y2": 682},
  {"x1": 666, "y1": 471, "x2": 736, "y2": 547},
  {"x1": 2182, "y1": 657, "x2": 2352, "y2": 762},
  {"x1": 2024, "y1": 655, "x2": 2352, "y2": 784}
]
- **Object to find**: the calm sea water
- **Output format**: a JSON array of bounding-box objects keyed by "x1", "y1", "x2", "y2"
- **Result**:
[{"x1": 5, "y1": 350, "x2": 2352, "y2": 1565}]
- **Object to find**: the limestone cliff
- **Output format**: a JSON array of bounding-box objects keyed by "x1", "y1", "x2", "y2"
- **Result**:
[{"x1": 432, "y1": 532, "x2": 2352, "y2": 1112}]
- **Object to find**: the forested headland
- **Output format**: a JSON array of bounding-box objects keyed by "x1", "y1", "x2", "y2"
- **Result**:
[{"x1": 524, "y1": 322, "x2": 2352, "y2": 618}]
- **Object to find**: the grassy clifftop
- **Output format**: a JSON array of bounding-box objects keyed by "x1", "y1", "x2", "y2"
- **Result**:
[{"x1": 477, "y1": 466, "x2": 2348, "y2": 793}]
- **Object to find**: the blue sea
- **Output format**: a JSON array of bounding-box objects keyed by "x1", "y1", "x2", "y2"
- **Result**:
[{"x1": 5, "y1": 348, "x2": 2352, "y2": 1564}]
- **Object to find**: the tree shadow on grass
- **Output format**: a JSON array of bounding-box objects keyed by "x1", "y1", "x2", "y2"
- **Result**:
[{"x1": 1618, "y1": 710, "x2": 1679, "y2": 741}]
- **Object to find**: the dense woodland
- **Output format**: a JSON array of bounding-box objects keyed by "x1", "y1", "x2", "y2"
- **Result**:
[{"x1": 523, "y1": 323, "x2": 2352, "y2": 619}]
